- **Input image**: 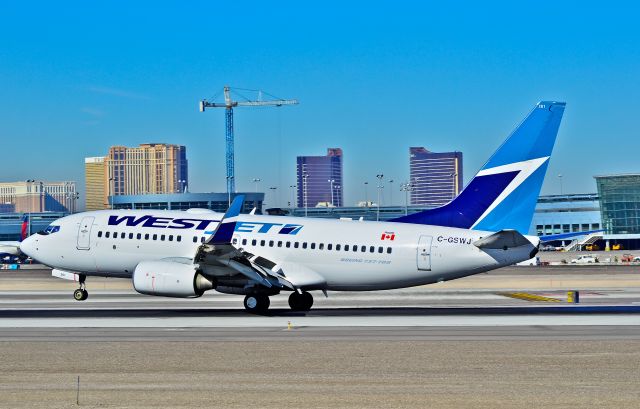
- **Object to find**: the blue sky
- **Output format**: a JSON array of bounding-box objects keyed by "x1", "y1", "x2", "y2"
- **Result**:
[{"x1": 1, "y1": 1, "x2": 638, "y2": 208}]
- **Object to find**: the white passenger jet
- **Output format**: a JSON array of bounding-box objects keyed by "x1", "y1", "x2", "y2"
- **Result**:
[{"x1": 16, "y1": 101, "x2": 566, "y2": 312}]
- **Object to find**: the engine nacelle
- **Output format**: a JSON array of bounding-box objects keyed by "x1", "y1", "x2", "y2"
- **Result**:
[{"x1": 132, "y1": 261, "x2": 215, "y2": 298}]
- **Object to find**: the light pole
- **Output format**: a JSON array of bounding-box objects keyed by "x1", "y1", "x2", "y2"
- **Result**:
[
  {"x1": 449, "y1": 172, "x2": 458, "y2": 201},
  {"x1": 328, "y1": 179, "x2": 335, "y2": 206},
  {"x1": 376, "y1": 174, "x2": 384, "y2": 221},
  {"x1": 252, "y1": 178, "x2": 261, "y2": 193},
  {"x1": 558, "y1": 174, "x2": 563, "y2": 195},
  {"x1": 388, "y1": 179, "x2": 394, "y2": 206},
  {"x1": 289, "y1": 185, "x2": 296, "y2": 209},
  {"x1": 269, "y1": 187, "x2": 277, "y2": 207},
  {"x1": 364, "y1": 181, "x2": 369, "y2": 207},
  {"x1": 400, "y1": 182, "x2": 414, "y2": 216},
  {"x1": 303, "y1": 171, "x2": 309, "y2": 217},
  {"x1": 108, "y1": 177, "x2": 114, "y2": 210}
]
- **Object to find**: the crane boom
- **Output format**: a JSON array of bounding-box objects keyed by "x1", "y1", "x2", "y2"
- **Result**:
[{"x1": 200, "y1": 86, "x2": 298, "y2": 194}]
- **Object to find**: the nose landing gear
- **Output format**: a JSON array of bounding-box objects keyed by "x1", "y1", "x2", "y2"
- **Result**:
[{"x1": 73, "y1": 274, "x2": 88, "y2": 301}]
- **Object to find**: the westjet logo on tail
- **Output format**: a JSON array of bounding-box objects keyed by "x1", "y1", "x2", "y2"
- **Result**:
[{"x1": 108, "y1": 215, "x2": 220, "y2": 230}]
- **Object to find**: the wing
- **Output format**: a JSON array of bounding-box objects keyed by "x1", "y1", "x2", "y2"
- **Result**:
[{"x1": 193, "y1": 196, "x2": 326, "y2": 293}]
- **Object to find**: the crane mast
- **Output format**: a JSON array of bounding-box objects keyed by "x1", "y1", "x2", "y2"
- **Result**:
[{"x1": 200, "y1": 86, "x2": 298, "y2": 194}]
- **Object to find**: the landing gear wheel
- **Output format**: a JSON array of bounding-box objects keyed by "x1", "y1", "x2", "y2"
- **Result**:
[
  {"x1": 73, "y1": 289, "x2": 86, "y2": 301},
  {"x1": 288, "y1": 291, "x2": 313, "y2": 311},
  {"x1": 243, "y1": 294, "x2": 270, "y2": 313},
  {"x1": 73, "y1": 274, "x2": 88, "y2": 301}
]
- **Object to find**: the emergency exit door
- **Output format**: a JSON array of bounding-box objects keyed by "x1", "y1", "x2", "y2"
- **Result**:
[{"x1": 417, "y1": 235, "x2": 432, "y2": 271}]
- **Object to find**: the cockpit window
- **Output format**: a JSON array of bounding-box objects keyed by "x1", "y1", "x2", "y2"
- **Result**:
[{"x1": 43, "y1": 225, "x2": 61, "y2": 234}]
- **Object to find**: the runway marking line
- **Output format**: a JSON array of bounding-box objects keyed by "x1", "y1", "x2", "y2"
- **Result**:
[{"x1": 499, "y1": 292, "x2": 561, "y2": 303}]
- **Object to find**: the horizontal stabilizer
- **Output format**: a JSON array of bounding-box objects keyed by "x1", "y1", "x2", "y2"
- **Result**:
[{"x1": 473, "y1": 229, "x2": 531, "y2": 250}]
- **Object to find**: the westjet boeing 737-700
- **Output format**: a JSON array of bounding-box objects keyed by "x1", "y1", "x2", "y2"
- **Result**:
[{"x1": 13, "y1": 101, "x2": 566, "y2": 312}]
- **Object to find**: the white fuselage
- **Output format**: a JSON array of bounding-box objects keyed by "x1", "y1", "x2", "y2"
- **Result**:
[{"x1": 19, "y1": 209, "x2": 537, "y2": 291}]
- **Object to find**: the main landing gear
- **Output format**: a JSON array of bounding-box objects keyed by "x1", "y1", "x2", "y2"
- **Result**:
[
  {"x1": 242, "y1": 291, "x2": 314, "y2": 313},
  {"x1": 243, "y1": 294, "x2": 270, "y2": 313},
  {"x1": 73, "y1": 274, "x2": 88, "y2": 301},
  {"x1": 288, "y1": 291, "x2": 313, "y2": 312}
]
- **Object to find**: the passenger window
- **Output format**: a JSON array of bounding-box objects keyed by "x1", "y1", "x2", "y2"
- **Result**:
[
  {"x1": 200, "y1": 237, "x2": 205, "y2": 243},
  {"x1": 252, "y1": 239, "x2": 257, "y2": 246},
  {"x1": 193, "y1": 236, "x2": 197, "y2": 243},
  {"x1": 294, "y1": 242, "x2": 299, "y2": 248},
  {"x1": 369, "y1": 246, "x2": 375, "y2": 253},
  {"x1": 277, "y1": 241, "x2": 282, "y2": 247},
  {"x1": 145, "y1": 234, "x2": 149, "y2": 240},
  {"x1": 260, "y1": 240, "x2": 265, "y2": 246},
  {"x1": 344, "y1": 245, "x2": 349, "y2": 251},
  {"x1": 113, "y1": 232, "x2": 117, "y2": 238},
  {"x1": 242, "y1": 238, "x2": 247, "y2": 245},
  {"x1": 353, "y1": 245, "x2": 358, "y2": 252},
  {"x1": 153, "y1": 234, "x2": 158, "y2": 241},
  {"x1": 121, "y1": 232, "x2": 126, "y2": 239},
  {"x1": 169, "y1": 235, "x2": 173, "y2": 242},
  {"x1": 98, "y1": 231, "x2": 102, "y2": 238},
  {"x1": 319, "y1": 243, "x2": 324, "y2": 250},
  {"x1": 302, "y1": 242, "x2": 308, "y2": 249},
  {"x1": 161, "y1": 235, "x2": 166, "y2": 241},
  {"x1": 378, "y1": 246, "x2": 383, "y2": 253},
  {"x1": 232, "y1": 238, "x2": 237, "y2": 245},
  {"x1": 336, "y1": 244, "x2": 341, "y2": 251},
  {"x1": 137, "y1": 233, "x2": 141, "y2": 240},
  {"x1": 286, "y1": 242, "x2": 291, "y2": 248},
  {"x1": 105, "y1": 232, "x2": 110, "y2": 238},
  {"x1": 269, "y1": 240, "x2": 274, "y2": 247},
  {"x1": 327, "y1": 243, "x2": 332, "y2": 250},
  {"x1": 177, "y1": 236, "x2": 181, "y2": 242},
  {"x1": 387, "y1": 247, "x2": 392, "y2": 254},
  {"x1": 129, "y1": 233, "x2": 134, "y2": 239},
  {"x1": 310, "y1": 243, "x2": 316, "y2": 249},
  {"x1": 361, "y1": 245, "x2": 366, "y2": 252}
]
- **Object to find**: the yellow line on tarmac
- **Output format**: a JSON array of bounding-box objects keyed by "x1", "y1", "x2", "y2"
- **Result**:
[{"x1": 499, "y1": 292, "x2": 561, "y2": 303}]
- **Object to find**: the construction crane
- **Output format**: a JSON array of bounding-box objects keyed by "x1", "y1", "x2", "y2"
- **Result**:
[{"x1": 199, "y1": 86, "x2": 298, "y2": 194}]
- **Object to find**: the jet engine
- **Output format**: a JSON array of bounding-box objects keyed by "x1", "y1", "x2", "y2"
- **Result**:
[{"x1": 132, "y1": 261, "x2": 215, "y2": 297}]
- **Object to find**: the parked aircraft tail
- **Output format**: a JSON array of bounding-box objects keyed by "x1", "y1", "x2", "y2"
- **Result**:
[{"x1": 391, "y1": 101, "x2": 566, "y2": 234}]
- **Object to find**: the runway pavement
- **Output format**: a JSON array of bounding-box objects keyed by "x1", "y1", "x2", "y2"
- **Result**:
[{"x1": 1, "y1": 266, "x2": 640, "y2": 408}]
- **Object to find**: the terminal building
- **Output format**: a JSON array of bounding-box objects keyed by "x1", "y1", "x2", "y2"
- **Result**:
[
  {"x1": 110, "y1": 192, "x2": 264, "y2": 214},
  {"x1": 595, "y1": 174, "x2": 640, "y2": 249},
  {"x1": 0, "y1": 212, "x2": 68, "y2": 241}
]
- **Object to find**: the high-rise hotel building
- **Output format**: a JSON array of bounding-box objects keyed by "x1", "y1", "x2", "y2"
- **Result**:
[
  {"x1": 409, "y1": 147, "x2": 463, "y2": 207},
  {"x1": 296, "y1": 148, "x2": 343, "y2": 208},
  {"x1": 85, "y1": 143, "x2": 188, "y2": 210}
]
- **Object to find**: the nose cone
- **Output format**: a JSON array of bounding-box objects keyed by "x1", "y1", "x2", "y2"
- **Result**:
[{"x1": 19, "y1": 235, "x2": 36, "y2": 258}]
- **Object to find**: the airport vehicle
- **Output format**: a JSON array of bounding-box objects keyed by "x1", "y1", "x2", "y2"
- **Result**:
[
  {"x1": 621, "y1": 254, "x2": 634, "y2": 263},
  {"x1": 571, "y1": 255, "x2": 597, "y2": 264},
  {"x1": 18, "y1": 101, "x2": 566, "y2": 312}
]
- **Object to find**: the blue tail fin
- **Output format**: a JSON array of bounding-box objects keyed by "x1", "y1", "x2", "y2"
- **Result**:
[{"x1": 391, "y1": 101, "x2": 566, "y2": 234}]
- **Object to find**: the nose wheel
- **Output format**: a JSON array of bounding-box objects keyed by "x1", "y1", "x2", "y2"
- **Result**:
[{"x1": 73, "y1": 274, "x2": 88, "y2": 301}]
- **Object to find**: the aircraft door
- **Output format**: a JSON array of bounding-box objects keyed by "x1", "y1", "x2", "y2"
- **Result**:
[
  {"x1": 77, "y1": 216, "x2": 95, "y2": 250},
  {"x1": 417, "y1": 235, "x2": 432, "y2": 271}
]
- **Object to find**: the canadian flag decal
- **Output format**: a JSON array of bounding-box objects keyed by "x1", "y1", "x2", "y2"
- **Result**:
[{"x1": 380, "y1": 232, "x2": 395, "y2": 241}]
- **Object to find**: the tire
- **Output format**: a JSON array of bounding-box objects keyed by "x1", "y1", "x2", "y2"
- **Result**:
[
  {"x1": 288, "y1": 291, "x2": 313, "y2": 311},
  {"x1": 73, "y1": 289, "x2": 85, "y2": 301},
  {"x1": 81, "y1": 289, "x2": 89, "y2": 301},
  {"x1": 243, "y1": 295, "x2": 270, "y2": 313}
]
